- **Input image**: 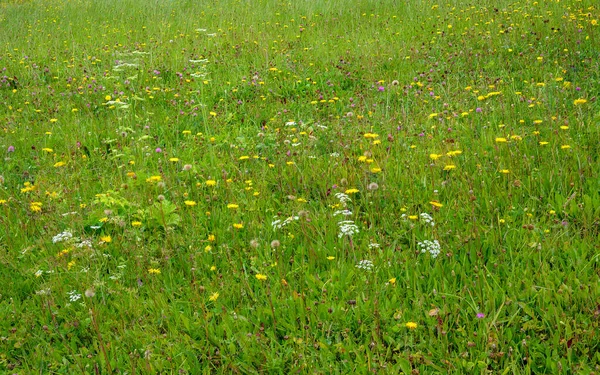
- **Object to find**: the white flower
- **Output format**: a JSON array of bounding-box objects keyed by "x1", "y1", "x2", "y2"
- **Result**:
[
  {"x1": 271, "y1": 215, "x2": 300, "y2": 230},
  {"x1": 420, "y1": 213, "x2": 435, "y2": 227},
  {"x1": 52, "y1": 231, "x2": 73, "y2": 244},
  {"x1": 333, "y1": 209, "x2": 353, "y2": 217},
  {"x1": 338, "y1": 220, "x2": 359, "y2": 238},
  {"x1": 334, "y1": 192, "x2": 352, "y2": 205},
  {"x1": 68, "y1": 290, "x2": 82, "y2": 302},
  {"x1": 356, "y1": 259, "x2": 374, "y2": 271},
  {"x1": 368, "y1": 242, "x2": 380, "y2": 249},
  {"x1": 417, "y1": 239, "x2": 441, "y2": 258}
]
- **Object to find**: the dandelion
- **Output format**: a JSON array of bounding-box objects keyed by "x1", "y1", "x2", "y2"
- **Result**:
[
  {"x1": 429, "y1": 201, "x2": 443, "y2": 208},
  {"x1": 495, "y1": 138, "x2": 507, "y2": 143},
  {"x1": 131, "y1": 221, "x2": 142, "y2": 227},
  {"x1": 255, "y1": 273, "x2": 267, "y2": 281},
  {"x1": 233, "y1": 223, "x2": 244, "y2": 229},
  {"x1": 429, "y1": 154, "x2": 442, "y2": 160},
  {"x1": 561, "y1": 145, "x2": 571, "y2": 149},
  {"x1": 205, "y1": 180, "x2": 217, "y2": 186},
  {"x1": 184, "y1": 200, "x2": 197, "y2": 206},
  {"x1": 227, "y1": 203, "x2": 239, "y2": 209},
  {"x1": 148, "y1": 268, "x2": 161, "y2": 274},
  {"x1": 405, "y1": 322, "x2": 418, "y2": 329},
  {"x1": 573, "y1": 99, "x2": 587, "y2": 105},
  {"x1": 327, "y1": 256, "x2": 335, "y2": 260},
  {"x1": 209, "y1": 292, "x2": 220, "y2": 302},
  {"x1": 389, "y1": 278, "x2": 396, "y2": 284},
  {"x1": 169, "y1": 157, "x2": 180, "y2": 162},
  {"x1": 345, "y1": 188, "x2": 359, "y2": 194},
  {"x1": 54, "y1": 161, "x2": 66, "y2": 167},
  {"x1": 500, "y1": 169, "x2": 510, "y2": 174},
  {"x1": 443, "y1": 165, "x2": 456, "y2": 171},
  {"x1": 100, "y1": 235, "x2": 112, "y2": 243},
  {"x1": 208, "y1": 234, "x2": 216, "y2": 242}
]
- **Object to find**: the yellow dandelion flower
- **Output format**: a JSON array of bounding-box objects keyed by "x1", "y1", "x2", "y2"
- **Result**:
[
  {"x1": 500, "y1": 169, "x2": 510, "y2": 174},
  {"x1": 42, "y1": 148, "x2": 54, "y2": 153},
  {"x1": 408, "y1": 215, "x2": 418, "y2": 220},
  {"x1": 430, "y1": 201, "x2": 443, "y2": 208},
  {"x1": 405, "y1": 322, "x2": 418, "y2": 329},
  {"x1": 345, "y1": 188, "x2": 359, "y2": 194},
  {"x1": 443, "y1": 165, "x2": 456, "y2": 171},
  {"x1": 255, "y1": 273, "x2": 267, "y2": 281},
  {"x1": 327, "y1": 256, "x2": 335, "y2": 260},
  {"x1": 561, "y1": 145, "x2": 571, "y2": 149},
  {"x1": 100, "y1": 235, "x2": 112, "y2": 243},
  {"x1": 573, "y1": 99, "x2": 587, "y2": 105},
  {"x1": 205, "y1": 180, "x2": 216, "y2": 186},
  {"x1": 148, "y1": 268, "x2": 161, "y2": 274},
  {"x1": 238, "y1": 155, "x2": 249, "y2": 160},
  {"x1": 208, "y1": 234, "x2": 216, "y2": 242},
  {"x1": 184, "y1": 200, "x2": 197, "y2": 206},
  {"x1": 169, "y1": 157, "x2": 180, "y2": 162},
  {"x1": 429, "y1": 153, "x2": 442, "y2": 160},
  {"x1": 209, "y1": 292, "x2": 220, "y2": 302},
  {"x1": 495, "y1": 138, "x2": 507, "y2": 143},
  {"x1": 54, "y1": 161, "x2": 66, "y2": 167},
  {"x1": 227, "y1": 203, "x2": 239, "y2": 209},
  {"x1": 233, "y1": 223, "x2": 244, "y2": 229},
  {"x1": 389, "y1": 278, "x2": 396, "y2": 284},
  {"x1": 131, "y1": 221, "x2": 142, "y2": 227}
]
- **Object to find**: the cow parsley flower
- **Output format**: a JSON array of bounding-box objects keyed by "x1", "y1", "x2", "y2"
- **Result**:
[{"x1": 418, "y1": 239, "x2": 441, "y2": 258}]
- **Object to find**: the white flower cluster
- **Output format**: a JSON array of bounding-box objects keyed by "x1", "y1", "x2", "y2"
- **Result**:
[
  {"x1": 368, "y1": 242, "x2": 380, "y2": 249},
  {"x1": 333, "y1": 209, "x2": 353, "y2": 217},
  {"x1": 334, "y1": 192, "x2": 352, "y2": 206},
  {"x1": 420, "y1": 213, "x2": 435, "y2": 227},
  {"x1": 52, "y1": 231, "x2": 73, "y2": 244},
  {"x1": 75, "y1": 239, "x2": 93, "y2": 248},
  {"x1": 271, "y1": 215, "x2": 299, "y2": 230},
  {"x1": 356, "y1": 259, "x2": 374, "y2": 271},
  {"x1": 338, "y1": 220, "x2": 359, "y2": 238},
  {"x1": 68, "y1": 290, "x2": 82, "y2": 302},
  {"x1": 418, "y1": 239, "x2": 441, "y2": 258}
]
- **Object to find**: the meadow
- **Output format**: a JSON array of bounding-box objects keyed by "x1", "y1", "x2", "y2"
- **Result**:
[{"x1": 0, "y1": 0, "x2": 599, "y2": 373}]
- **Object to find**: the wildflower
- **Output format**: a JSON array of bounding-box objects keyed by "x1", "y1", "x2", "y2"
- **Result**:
[
  {"x1": 573, "y1": 99, "x2": 587, "y2": 105},
  {"x1": 227, "y1": 203, "x2": 239, "y2": 209},
  {"x1": 148, "y1": 268, "x2": 161, "y2": 274},
  {"x1": 52, "y1": 231, "x2": 73, "y2": 243},
  {"x1": 233, "y1": 223, "x2": 244, "y2": 229},
  {"x1": 355, "y1": 259, "x2": 374, "y2": 271},
  {"x1": 495, "y1": 138, "x2": 507, "y2": 143},
  {"x1": 327, "y1": 256, "x2": 335, "y2": 260},
  {"x1": 500, "y1": 169, "x2": 510, "y2": 174},
  {"x1": 146, "y1": 175, "x2": 162, "y2": 183},
  {"x1": 205, "y1": 180, "x2": 216, "y2": 186},
  {"x1": 169, "y1": 157, "x2": 180, "y2": 162},
  {"x1": 131, "y1": 221, "x2": 142, "y2": 227},
  {"x1": 476, "y1": 313, "x2": 485, "y2": 319},
  {"x1": 561, "y1": 145, "x2": 571, "y2": 149},
  {"x1": 30, "y1": 202, "x2": 43, "y2": 212},
  {"x1": 208, "y1": 234, "x2": 216, "y2": 242},
  {"x1": 429, "y1": 154, "x2": 442, "y2": 160},
  {"x1": 370, "y1": 167, "x2": 382, "y2": 173},
  {"x1": 408, "y1": 215, "x2": 418, "y2": 220},
  {"x1": 429, "y1": 201, "x2": 443, "y2": 208},
  {"x1": 239, "y1": 155, "x2": 249, "y2": 160},
  {"x1": 184, "y1": 200, "x2": 197, "y2": 206},
  {"x1": 54, "y1": 161, "x2": 66, "y2": 167},
  {"x1": 443, "y1": 165, "x2": 456, "y2": 171},
  {"x1": 417, "y1": 239, "x2": 441, "y2": 258},
  {"x1": 100, "y1": 235, "x2": 112, "y2": 243},
  {"x1": 389, "y1": 278, "x2": 396, "y2": 284},
  {"x1": 338, "y1": 220, "x2": 359, "y2": 238},
  {"x1": 405, "y1": 322, "x2": 418, "y2": 329},
  {"x1": 84, "y1": 289, "x2": 96, "y2": 298},
  {"x1": 255, "y1": 273, "x2": 267, "y2": 281},
  {"x1": 345, "y1": 188, "x2": 359, "y2": 194},
  {"x1": 7, "y1": 145, "x2": 15, "y2": 152},
  {"x1": 209, "y1": 292, "x2": 220, "y2": 302},
  {"x1": 67, "y1": 290, "x2": 82, "y2": 302},
  {"x1": 155, "y1": 148, "x2": 162, "y2": 153}
]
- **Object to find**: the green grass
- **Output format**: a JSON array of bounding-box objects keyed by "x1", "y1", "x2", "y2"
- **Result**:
[{"x1": 1, "y1": 0, "x2": 599, "y2": 373}]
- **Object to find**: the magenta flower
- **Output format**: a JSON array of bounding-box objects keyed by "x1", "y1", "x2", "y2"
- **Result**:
[
  {"x1": 7, "y1": 145, "x2": 15, "y2": 152},
  {"x1": 155, "y1": 147, "x2": 162, "y2": 153},
  {"x1": 476, "y1": 312, "x2": 485, "y2": 319}
]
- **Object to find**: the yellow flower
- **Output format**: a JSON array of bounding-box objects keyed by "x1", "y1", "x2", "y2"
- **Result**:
[
  {"x1": 105, "y1": 95, "x2": 112, "y2": 101},
  {"x1": 405, "y1": 322, "x2": 418, "y2": 329},
  {"x1": 100, "y1": 235, "x2": 112, "y2": 243},
  {"x1": 561, "y1": 145, "x2": 571, "y2": 149},
  {"x1": 54, "y1": 161, "x2": 66, "y2": 167},
  {"x1": 204, "y1": 245, "x2": 212, "y2": 252},
  {"x1": 239, "y1": 155, "x2": 249, "y2": 160},
  {"x1": 227, "y1": 203, "x2": 239, "y2": 209},
  {"x1": 131, "y1": 221, "x2": 142, "y2": 227},
  {"x1": 495, "y1": 138, "x2": 507, "y2": 143},
  {"x1": 430, "y1": 201, "x2": 443, "y2": 208},
  {"x1": 443, "y1": 165, "x2": 456, "y2": 171},
  {"x1": 0, "y1": 199, "x2": 7, "y2": 205},
  {"x1": 205, "y1": 180, "x2": 216, "y2": 186},
  {"x1": 42, "y1": 148, "x2": 54, "y2": 153},
  {"x1": 573, "y1": 99, "x2": 587, "y2": 105},
  {"x1": 370, "y1": 167, "x2": 382, "y2": 173},
  {"x1": 255, "y1": 273, "x2": 267, "y2": 281},
  {"x1": 363, "y1": 133, "x2": 379, "y2": 138},
  {"x1": 500, "y1": 169, "x2": 510, "y2": 174},
  {"x1": 233, "y1": 223, "x2": 244, "y2": 229},
  {"x1": 389, "y1": 278, "x2": 396, "y2": 284},
  {"x1": 345, "y1": 188, "x2": 359, "y2": 194},
  {"x1": 148, "y1": 268, "x2": 161, "y2": 274},
  {"x1": 146, "y1": 175, "x2": 162, "y2": 183},
  {"x1": 408, "y1": 215, "x2": 418, "y2": 220},
  {"x1": 209, "y1": 292, "x2": 220, "y2": 302},
  {"x1": 429, "y1": 153, "x2": 442, "y2": 160},
  {"x1": 184, "y1": 200, "x2": 197, "y2": 206},
  {"x1": 30, "y1": 202, "x2": 42, "y2": 212},
  {"x1": 169, "y1": 157, "x2": 180, "y2": 162},
  {"x1": 208, "y1": 234, "x2": 216, "y2": 242},
  {"x1": 539, "y1": 141, "x2": 549, "y2": 146}
]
